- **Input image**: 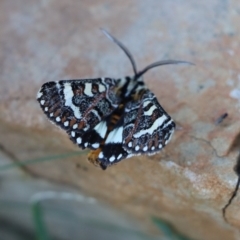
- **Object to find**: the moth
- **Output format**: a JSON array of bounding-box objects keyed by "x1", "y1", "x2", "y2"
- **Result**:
[{"x1": 37, "y1": 29, "x2": 191, "y2": 170}]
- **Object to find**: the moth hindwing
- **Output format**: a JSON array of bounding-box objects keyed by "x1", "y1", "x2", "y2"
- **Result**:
[{"x1": 37, "y1": 30, "x2": 190, "y2": 170}]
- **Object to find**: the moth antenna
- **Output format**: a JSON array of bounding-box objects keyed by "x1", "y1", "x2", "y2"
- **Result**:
[
  {"x1": 222, "y1": 151, "x2": 240, "y2": 223},
  {"x1": 135, "y1": 60, "x2": 194, "y2": 80},
  {"x1": 101, "y1": 28, "x2": 138, "y2": 76}
]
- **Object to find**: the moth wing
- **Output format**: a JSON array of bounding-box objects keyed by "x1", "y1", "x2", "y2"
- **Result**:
[
  {"x1": 122, "y1": 90, "x2": 175, "y2": 154},
  {"x1": 91, "y1": 103, "x2": 128, "y2": 169},
  {"x1": 37, "y1": 78, "x2": 119, "y2": 149},
  {"x1": 95, "y1": 89, "x2": 175, "y2": 169}
]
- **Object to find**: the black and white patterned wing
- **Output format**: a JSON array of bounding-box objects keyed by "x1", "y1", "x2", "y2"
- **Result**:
[
  {"x1": 96, "y1": 90, "x2": 175, "y2": 169},
  {"x1": 96, "y1": 107, "x2": 129, "y2": 169},
  {"x1": 37, "y1": 78, "x2": 120, "y2": 149},
  {"x1": 122, "y1": 90, "x2": 175, "y2": 155}
]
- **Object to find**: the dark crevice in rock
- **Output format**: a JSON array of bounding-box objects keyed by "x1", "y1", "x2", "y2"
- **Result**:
[
  {"x1": 228, "y1": 132, "x2": 240, "y2": 154},
  {"x1": 188, "y1": 134, "x2": 222, "y2": 159},
  {"x1": 222, "y1": 151, "x2": 240, "y2": 224}
]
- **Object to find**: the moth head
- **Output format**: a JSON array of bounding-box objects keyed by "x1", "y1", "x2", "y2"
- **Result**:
[{"x1": 101, "y1": 28, "x2": 194, "y2": 82}]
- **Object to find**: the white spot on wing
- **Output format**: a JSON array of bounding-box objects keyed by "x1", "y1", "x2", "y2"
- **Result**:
[
  {"x1": 64, "y1": 121, "x2": 69, "y2": 127},
  {"x1": 143, "y1": 100, "x2": 151, "y2": 107},
  {"x1": 63, "y1": 83, "x2": 82, "y2": 118},
  {"x1": 71, "y1": 131, "x2": 75, "y2": 137},
  {"x1": 105, "y1": 126, "x2": 123, "y2": 144},
  {"x1": 44, "y1": 107, "x2": 48, "y2": 112},
  {"x1": 143, "y1": 146, "x2": 148, "y2": 151},
  {"x1": 84, "y1": 83, "x2": 94, "y2": 97},
  {"x1": 117, "y1": 154, "x2": 122, "y2": 160},
  {"x1": 73, "y1": 124, "x2": 78, "y2": 129},
  {"x1": 144, "y1": 105, "x2": 157, "y2": 116},
  {"x1": 92, "y1": 143, "x2": 100, "y2": 148},
  {"x1": 56, "y1": 117, "x2": 61, "y2": 122},
  {"x1": 98, "y1": 84, "x2": 106, "y2": 93},
  {"x1": 37, "y1": 91, "x2": 43, "y2": 98},
  {"x1": 94, "y1": 121, "x2": 107, "y2": 139},
  {"x1": 83, "y1": 125, "x2": 89, "y2": 131},
  {"x1": 99, "y1": 152, "x2": 104, "y2": 159},
  {"x1": 135, "y1": 145, "x2": 140, "y2": 151},
  {"x1": 77, "y1": 137, "x2": 82, "y2": 144},
  {"x1": 40, "y1": 100, "x2": 45, "y2": 105},
  {"x1": 109, "y1": 156, "x2": 115, "y2": 162}
]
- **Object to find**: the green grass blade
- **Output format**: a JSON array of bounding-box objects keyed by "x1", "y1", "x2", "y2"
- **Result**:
[
  {"x1": 152, "y1": 216, "x2": 193, "y2": 240},
  {"x1": 0, "y1": 151, "x2": 87, "y2": 171},
  {"x1": 31, "y1": 202, "x2": 51, "y2": 240}
]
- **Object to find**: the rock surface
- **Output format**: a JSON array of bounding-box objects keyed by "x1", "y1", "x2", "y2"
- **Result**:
[{"x1": 1, "y1": 0, "x2": 240, "y2": 239}]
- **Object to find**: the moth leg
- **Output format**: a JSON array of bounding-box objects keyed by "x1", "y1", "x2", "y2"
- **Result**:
[{"x1": 87, "y1": 149, "x2": 107, "y2": 170}]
